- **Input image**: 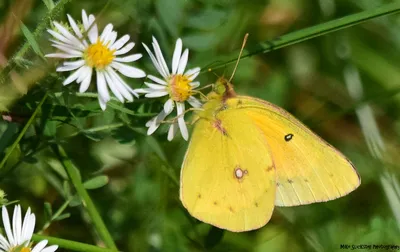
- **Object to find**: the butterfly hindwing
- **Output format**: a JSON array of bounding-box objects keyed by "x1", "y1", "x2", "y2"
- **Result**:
[{"x1": 180, "y1": 108, "x2": 276, "y2": 232}]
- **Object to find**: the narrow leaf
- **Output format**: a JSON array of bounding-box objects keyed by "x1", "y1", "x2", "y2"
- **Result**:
[
  {"x1": 53, "y1": 213, "x2": 70, "y2": 221},
  {"x1": 83, "y1": 176, "x2": 109, "y2": 190},
  {"x1": 42, "y1": 0, "x2": 55, "y2": 10},
  {"x1": 20, "y1": 23, "x2": 44, "y2": 57}
]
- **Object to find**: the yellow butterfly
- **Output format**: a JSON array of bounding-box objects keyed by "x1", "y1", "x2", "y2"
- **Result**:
[
  {"x1": 179, "y1": 34, "x2": 360, "y2": 232},
  {"x1": 179, "y1": 76, "x2": 360, "y2": 232}
]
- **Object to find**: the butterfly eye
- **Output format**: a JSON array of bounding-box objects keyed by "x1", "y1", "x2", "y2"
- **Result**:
[
  {"x1": 284, "y1": 134, "x2": 293, "y2": 142},
  {"x1": 214, "y1": 79, "x2": 227, "y2": 94}
]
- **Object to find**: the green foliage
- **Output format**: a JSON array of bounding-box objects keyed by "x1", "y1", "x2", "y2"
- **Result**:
[{"x1": 1, "y1": 0, "x2": 400, "y2": 252}]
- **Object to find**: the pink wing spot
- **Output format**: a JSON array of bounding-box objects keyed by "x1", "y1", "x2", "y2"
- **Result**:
[
  {"x1": 213, "y1": 119, "x2": 228, "y2": 136},
  {"x1": 234, "y1": 166, "x2": 248, "y2": 180}
]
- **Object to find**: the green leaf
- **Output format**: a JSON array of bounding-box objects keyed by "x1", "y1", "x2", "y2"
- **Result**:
[
  {"x1": 83, "y1": 176, "x2": 109, "y2": 190},
  {"x1": 155, "y1": 0, "x2": 186, "y2": 37},
  {"x1": 69, "y1": 195, "x2": 82, "y2": 207},
  {"x1": 146, "y1": 136, "x2": 167, "y2": 161},
  {"x1": 187, "y1": 9, "x2": 227, "y2": 30},
  {"x1": 0, "y1": 123, "x2": 19, "y2": 154},
  {"x1": 42, "y1": 0, "x2": 55, "y2": 10},
  {"x1": 0, "y1": 94, "x2": 47, "y2": 170},
  {"x1": 44, "y1": 202, "x2": 52, "y2": 222},
  {"x1": 20, "y1": 23, "x2": 43, "y2": 57},
  {"x1": 183, "y1": 32, "x2": 220, "y2": 51},
  {"x1": 204, "y1": 226, "x2": 224, "y2": 249},
  {"x1": 22, "y1": 156, "x2": 38, "y2": 164},
  {"x1": 63, "y1": 181, "x2": 72, "y2": 198},
  {"x1": 53, "y1": 213, "x2": 70, "y2": 221}
]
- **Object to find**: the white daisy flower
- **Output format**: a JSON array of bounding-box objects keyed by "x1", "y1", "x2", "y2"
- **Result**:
[
  {"x1": 136, "y1": 37, "x2": 201, "y2": 141},
  {"x1": 0, "y1": 205, "x2": 58, "y2": 252},
  {"x1": 46, "y1": 10, "x2": 146, "y2": 110}
]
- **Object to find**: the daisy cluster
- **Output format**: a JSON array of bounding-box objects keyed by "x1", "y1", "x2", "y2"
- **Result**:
[{"x1": 47, "y1": 10, "x2": 202, "y2": 141}]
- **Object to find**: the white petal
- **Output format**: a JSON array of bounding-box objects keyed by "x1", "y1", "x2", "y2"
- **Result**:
[
  {"x1": 23, "y1": 214, "x2": 35, "y2": 246},
  {"x1": 147, "y1": 110, "x2": 168, "y2": 135},
  {"x1": 107, "y1": 32, "x2": 117, "y2": 46},
  {"x1": 20, "y1": 208, "x2": 32, "y2": 244},
  {"x1": 172, "y1": 38, "x2": 182, "y2": 74},
  {"x1": 41, "y1": 245, "x2": 59, "y2": 252},
  {"x1": 152, "y1": 37, "x2": 170, "y2": 77},
  {"x1": 111, "y1": 62, "x2": 146, "y2": 78},
  {"x1": 164, "y1": 99, "x2": 174, "y2": 114},
  {"x1": 96, "y1": 71, "x2": 110, "y2": 102},
  {"x1": 88, "y1": 23, "x2": 98, "y2": 44},
  {"x1": 53, "y1": 22, "x2": 84, "y2": 49},
  {"x1": 98, "y1": 96, "x2": 107, "y2": 111},
  {"x1": 142, "y1": 43, "x2": 167, "y2": 78},
  {"x1": 2, "y1": 206, "x2": 14, "y2": 246},
  {"x1": 31, "y1": 240, "x2": 48, "y2": 252},
  {"x1": 104, "y1": 71, "x2": 124, "y2": 102},
  {"x1": 13, "y1": 205, "x2": 21, "y2": 245},
  {"x1": 106, "y1": 67, "x2": 134, "y2": 101},
  {"x1": 147, "y1": 121, "x2": 159, "y2": 135},
  {"x1": 147, "y1": 75, "x2": 167, "y2": 85},
  {"x1": 50, "y1": 44, "x2": 83, "y2": 56},
  {"x1": 67, "y1": 14, "x2": 83, "y2": 38},
  {"x1": 177, "y1": 102, "x2": 188, "y2": 140},
  {"x1": 88, "y1": 14, "x2": 96, "y2": 27},
  {"x1": 45, "y1": 53, "x2": 81, "y2": 59},
  {"x1": 114, "y1": 54, "x2": 142, "y2": 63},
  {"x1": 144, "y1": 82, "x2": 166, "y2": 90},
  {"x1": 111, "y1": 35, "x2": 130, "y2": 50},
  {"x1": 145, "y1": 91, "x2": 168, "y2": 98},
  {"x1": 0, "y1": 234, "x2": 10, "y2": 250},
  {"x1": 115, "y1": 42, "x2": 135, "y2": 55},
  {"x1": 56, "y1": 60, "x2": 85, "y2": 72},
  {"x1": 79, "y1": 67, "x2": 93, "y2": 93},
  {"x1": 185, "y1": 67, "x2": 200, "y2": 81},
  {"x1": 81, "y1": 10, "x2": 89, "y2": 29},
  {"x1": 50, "y1": 39, "x2": 81, "y2": 51},
  {"x1": 190, "y1": 81, "x2": 200, "y2": 89},
  {"x1": 76, "y1": 66, "x2": 91, "y2": 83},
  {"x1": 146, "y1": 117, "x2": 155, "y2": 127},
  {"x1": 63, "y1": 66, "x2": 85, "y2": 85},
  {"x1": 100, "y1": 24, "x2": 113, "y2": 42},
  {"x1": 47, "y1": 30, "x2": 75, "y2": 47},
  {"x1": 168, "y1": 123, "x2": 178, "y2": 141},
  {"x1": 187, "y1": 96, "x2": 202, "y2": 108},
  {"x1": 177, "y1": 49, "x2": 188, "y2": 75}
]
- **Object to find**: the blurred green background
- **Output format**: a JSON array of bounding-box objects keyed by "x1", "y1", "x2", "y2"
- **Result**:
[{"x1": 1, "y1": 0, "x2": 400, "y2": 251}]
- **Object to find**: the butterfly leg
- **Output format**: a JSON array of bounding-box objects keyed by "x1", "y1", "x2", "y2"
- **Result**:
[{"x1": 159, "y1": 108, "x2": 204, "y2": 124}]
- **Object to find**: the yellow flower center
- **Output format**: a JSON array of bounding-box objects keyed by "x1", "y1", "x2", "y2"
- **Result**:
[
  {"x1": 168, "y1": 74, "x2": 193, "y2": 102},
  {"x1": 10, "y1": 246, "x2": 31, "y2": 252},
  {"x1": 85, "y1": 40, "x2": 115, "y2": 69}
]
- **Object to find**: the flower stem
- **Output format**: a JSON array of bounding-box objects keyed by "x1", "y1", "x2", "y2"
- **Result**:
[
  {"x1": 205, "y1": 2, "x2": 400, "y2": 72},
  {"x1": 54, "y1": 145, "x2": 118, "y2": 251},
  {"x1": 0, "y1": 93, "x2": 48, "y2": 170},
  {"x1": 32, "y1": 235, "x2": 118, "y2": 252}
]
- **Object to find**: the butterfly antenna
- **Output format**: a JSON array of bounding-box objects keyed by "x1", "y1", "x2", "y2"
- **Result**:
[{"x1": 228, "y1": 33, "x2": 249, "y2": 83}]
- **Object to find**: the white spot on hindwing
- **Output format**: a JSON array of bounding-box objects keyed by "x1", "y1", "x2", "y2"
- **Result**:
[
  {"x1": 234, "y1": 166, "x2": 248, "y2": 180},
  {"x1": 235, "y1": 168, "x2": 244, "y2": 178}
]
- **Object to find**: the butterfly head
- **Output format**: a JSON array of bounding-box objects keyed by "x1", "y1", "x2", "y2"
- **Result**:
[{"x1": 207, "y1": 76, "x2": 236, "y2": 101}]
